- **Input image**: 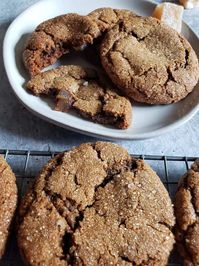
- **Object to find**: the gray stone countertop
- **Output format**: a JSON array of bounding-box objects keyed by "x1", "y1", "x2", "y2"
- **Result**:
[{"x1": 0, "y1": 0, "x2": 199, "y2": 155}]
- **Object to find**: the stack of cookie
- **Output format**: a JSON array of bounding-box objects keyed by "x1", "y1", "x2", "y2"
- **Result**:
[
  {"x1": 1, "y1": 142, "x2": 199, "y2": 265},
  {"x1": 23, "y1": 8, "x2": 199, "y2": 129}
]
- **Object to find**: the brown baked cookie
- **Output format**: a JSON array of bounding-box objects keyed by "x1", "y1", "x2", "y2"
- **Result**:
[
  {"x1": 17, "y1": 142, "x2": 175, "y2": 266},
  {"x1": 23, "y1": 8, "x2": 136, "y2": 76},
  {"x1": 23, "y1": 13, "x2": 100, "y2": 76},
  {"x1": 100, "y1": 15, "x2": 199, "y2": 104},
  {"x1": 0, "y1": 156, "x2": 17, "y2": 258},
  {"x1": 26, "y1": 65, "x2": 132, "y2": 129},
  {"x1": 88, "y1": 8, "x2": 136, "y2": 33},
  {"x1": 84, "y1": 8, "x2": 137, "y2": 67},
  {"x1": 174, "y1": 160, "x2": 199, "y2": 266}
]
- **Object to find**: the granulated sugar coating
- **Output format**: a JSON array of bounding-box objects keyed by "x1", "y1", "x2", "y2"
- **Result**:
[
  {"x1": 23, "y1": 8, "x2": 136, "y2": 76},
  {"x1": 175, "y1": 160, "x2": 199, "y2": 266},
  {"x1": 100, "y1": 15, "x2": 199, "y2": 104},
  {"x1": 17, "y1": 142, "x2": 175, "y2": 266},
  {"x1": 0, "y1": 156, "x2": 17, "y2": 258}
]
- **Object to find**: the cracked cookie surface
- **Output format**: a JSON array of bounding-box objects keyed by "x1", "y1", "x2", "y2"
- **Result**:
[
  {"x1": 17, "y1": 142, "x2": 175, "y2": 266},
  {"x1": 174, "y1": 160, "x2": 199, "y2": 266},
  {"x1": 88, "y1": 8, "x2": 136, "y2": 33},
  {"x1": 24, "y1": 8, "x2": 136, "y2": 76},
  {"x1": 0, "y1": 156, "x2": 17, "y2": 258},
  {"x1": 26, "y1": 65, "x2": 132, "y2": 129},
  {"x1": 100, "y1": 15, "x2": 199, "y2": 104},
  {"x1": 23, "y1": 13, "x2": 100, "y2": 76}
]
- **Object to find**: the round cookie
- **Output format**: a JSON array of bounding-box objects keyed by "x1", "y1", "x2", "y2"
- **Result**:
[
  {"x1": 17, "y1": 142, "x2": 175, "y2": 266},
  {"x1": 0, "y1": 156, "x2": 17, "y2": 258},
  {"x1": 24, "y1": 8, "x2": 136, "y2": 76},
  {"x1": 26, "y1": 65, "x2": 132, "y2": 129},
  {"x1": 100, "y1": 15, "x2": 199, "y2": 104},
  {"x1": 174, "y1": 160, "x2": 199, "y2": 266}
]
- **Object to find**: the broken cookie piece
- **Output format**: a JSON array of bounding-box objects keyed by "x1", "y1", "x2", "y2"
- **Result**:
[
  {"x1": 23, "y1": 13, "x2": 100, "y2": 76},
  {"x1": 17, "y1": 142, "x2": 175, "y2": 266},
  {"x1": 26, "y1": 65, "x2": 132, "y2": 129},
  {"x1": 174, "y1": 160, "x2": 199, "y2": 266}
]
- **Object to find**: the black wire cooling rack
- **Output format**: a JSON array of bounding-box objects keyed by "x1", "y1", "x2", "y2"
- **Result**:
[{"x1": 0, "y1": 149, "x2": 198, "y2": 266}]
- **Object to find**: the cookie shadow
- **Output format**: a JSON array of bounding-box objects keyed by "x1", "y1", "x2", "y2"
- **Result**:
[{"x1": 58, "y1": 49, "x2": 97, "y2": 69}]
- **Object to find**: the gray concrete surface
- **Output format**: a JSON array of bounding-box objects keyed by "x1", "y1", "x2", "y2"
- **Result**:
[{"x1": 0, "y1": 0, "x2": 199, "y2": 155}]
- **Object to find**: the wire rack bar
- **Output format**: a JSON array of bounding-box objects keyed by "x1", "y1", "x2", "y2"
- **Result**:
[{"x1": 0, "y1": 149, "x2": 198, "y2": 161}]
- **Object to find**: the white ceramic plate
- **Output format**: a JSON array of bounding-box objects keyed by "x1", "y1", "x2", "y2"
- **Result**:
[{"x1": 3, "y1": 0, "x2": 199, "y2": 140}]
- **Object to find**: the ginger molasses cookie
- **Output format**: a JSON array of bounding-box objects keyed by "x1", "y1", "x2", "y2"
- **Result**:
[
  {"x1": 88, "y1": 8, "x2": 136, "y2": 33},
  {"x1": 17, "y1": 142, "x2": 175, "y2": 266},
  {"x1": 100, "y1": 15, "x2": 199, "y2": 104},
  {"x1": 174, "y1": 160, "x2": 199, "y2": 266},
  {"x1": 0, "y1": 156, "x2": 17, "y2": 258},
  {"x1": 26, "y1": 65, "x2": 132, "y2": 129},
  {"x1": 23, "y1": 13, "x2": 100, "y2": 76},
  {"x1": 23, "y1": 8, "x2": 137, "y2": 76}
]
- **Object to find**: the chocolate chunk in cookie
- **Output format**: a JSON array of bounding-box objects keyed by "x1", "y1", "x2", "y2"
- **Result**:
[
  {"x1": 174, "y1": 160, "x2": 199, "y2": 266},
  {"x1": 100, "y1": 15, "x2": 199, "y2": 104},
  {"x1": 17, "y1": 142, "x2": 175, "y2": 266},
  {"x1": 26, "y1": 65, "x2": 132, "y2": 129},
  {"x1": 0, "y1": 156, "x2": 17, "y2": 258}
]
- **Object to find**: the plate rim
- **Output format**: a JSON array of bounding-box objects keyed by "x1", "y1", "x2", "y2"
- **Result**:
[{"x1": 3, "y1": 0, "x2": 199, "y2": 140}]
